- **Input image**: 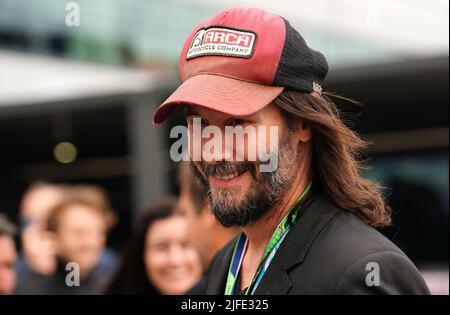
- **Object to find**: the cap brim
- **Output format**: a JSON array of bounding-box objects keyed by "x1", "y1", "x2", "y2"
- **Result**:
[{"x1": 153, "y1": 74, "x2": 284, "y2": 124}]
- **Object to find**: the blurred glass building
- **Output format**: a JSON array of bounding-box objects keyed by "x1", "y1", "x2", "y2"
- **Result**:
[{"x1": 0, "y1": 0, "x2": 448, "y2": 294}]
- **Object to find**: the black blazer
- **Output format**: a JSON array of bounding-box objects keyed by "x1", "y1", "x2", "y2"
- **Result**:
[{"x1": 204, "y1": 193, "x2": 430, "y2": 295}]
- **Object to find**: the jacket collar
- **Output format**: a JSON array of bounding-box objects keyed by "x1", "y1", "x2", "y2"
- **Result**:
[{"x1": 255, "y1": 192, "x2": 340, "y2": 294}]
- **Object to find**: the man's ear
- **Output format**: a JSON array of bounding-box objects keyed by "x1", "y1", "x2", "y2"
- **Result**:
[
  {"x1": 298, "y1": 121, "x2": 312, "y2": 143},
  {"x1": 291, "y1": 118, "x2": 312, "y2": 143}
]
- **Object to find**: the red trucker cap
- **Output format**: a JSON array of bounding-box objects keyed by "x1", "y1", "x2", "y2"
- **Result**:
[{"x1": 153, "y1": 7, "x2": 328, "y2": 124}]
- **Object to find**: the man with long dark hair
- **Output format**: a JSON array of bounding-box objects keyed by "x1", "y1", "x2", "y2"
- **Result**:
[{"x1": 153, "y1": 7, "x2": 429, "y2": 294}]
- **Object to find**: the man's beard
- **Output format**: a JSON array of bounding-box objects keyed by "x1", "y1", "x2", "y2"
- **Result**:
[{"x1": 190, "y1": 129, "x2": 296, "y2": 227}]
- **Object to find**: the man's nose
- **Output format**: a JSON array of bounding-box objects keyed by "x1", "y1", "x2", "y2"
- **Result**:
[{"x1": 200, "y1": 128, "x2": 235, "y2": 163}]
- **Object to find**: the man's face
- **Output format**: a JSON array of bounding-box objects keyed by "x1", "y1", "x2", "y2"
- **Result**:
[
  {"x1": 186, "y1": 103, "x2": 298, "y2": 227},
  {"x1": 0, "y1": 235, "x2": 16, "y2": 295}
]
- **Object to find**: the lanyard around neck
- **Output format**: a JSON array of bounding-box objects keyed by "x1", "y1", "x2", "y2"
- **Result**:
[{"x1": 224, "y1": 181, "x2": 312, "y2": 295}]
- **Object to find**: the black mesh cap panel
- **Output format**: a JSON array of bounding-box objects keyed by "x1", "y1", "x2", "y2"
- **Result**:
[{"x1": 273, "y1": 18, "x2": 329, "y2": 93}]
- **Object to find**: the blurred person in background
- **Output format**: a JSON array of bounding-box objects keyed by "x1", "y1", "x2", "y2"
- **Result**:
[
  {"x1": 0, "y1": 214, "x2": 17, "y2": 295},
  {"x1": 16, "y1": 185, "x2": 118, "y2": 294},
  {"x1": 106, "y1": 197, "x2": 203, "y2": 295},
  {"x1": 16, "y1": 182, "x2": 65, "y2": 289},
  {"x1": 177, "y1": 161, "x2": 238, "y2": 294}
]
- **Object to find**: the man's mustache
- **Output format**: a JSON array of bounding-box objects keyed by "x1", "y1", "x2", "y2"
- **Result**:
[{"x1": 201, "y1": 161, "x2": 256, "y2": 179}]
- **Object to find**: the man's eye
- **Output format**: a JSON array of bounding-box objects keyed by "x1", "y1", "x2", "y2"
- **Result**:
[
  {"x1": 187, "y1": 117, "x2": 208, "y2": 126},
  {"x1": 228, "y1": 119, "x2": 247, "y2": 126}
]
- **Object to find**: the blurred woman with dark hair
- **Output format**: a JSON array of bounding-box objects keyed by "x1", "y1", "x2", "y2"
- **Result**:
[{"x1": 106, "y1": 197, "x2": 203, "y2": 295}]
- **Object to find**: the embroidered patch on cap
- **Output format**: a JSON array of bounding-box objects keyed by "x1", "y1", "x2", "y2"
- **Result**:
[{"x1": 186, "y1": 26, "x2": 257, "y2": 60}]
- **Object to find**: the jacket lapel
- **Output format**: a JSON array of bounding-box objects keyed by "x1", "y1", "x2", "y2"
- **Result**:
[
  {"x1": 253, "y1": 193, "x2": 341, "y2": 294},
  {"x1": 205, "y1": 238, "x2": 235, "y2": 295}
]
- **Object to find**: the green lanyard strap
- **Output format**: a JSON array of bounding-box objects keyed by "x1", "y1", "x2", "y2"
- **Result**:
[{"x1": 224, "y1": 181, "x2": 312, "y2": 295}]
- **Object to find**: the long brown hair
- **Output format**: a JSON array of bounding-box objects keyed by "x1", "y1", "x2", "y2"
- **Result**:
[{"x1": 273, "y1": 89, "x2": 391, "y2": 227}]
